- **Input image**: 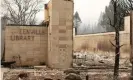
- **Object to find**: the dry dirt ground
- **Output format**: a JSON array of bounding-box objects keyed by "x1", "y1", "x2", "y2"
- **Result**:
[
  {"x1": 1, "y1": 68, "x2": 10, "y2": 80},
  {"x1": 1, "y1": 67, "x2": 131, "y2": 80},
  {"x1": 1, "y1": 52, "x2": 131, "y2": 80}
]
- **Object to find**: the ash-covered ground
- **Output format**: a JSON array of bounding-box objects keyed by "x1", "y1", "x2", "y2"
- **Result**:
[{"x1": 1, "y1": 52, "x2": 131, "y2": 80}]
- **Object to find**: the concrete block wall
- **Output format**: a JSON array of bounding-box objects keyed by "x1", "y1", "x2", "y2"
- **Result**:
[
  {"x1": 74, "y1": 16, "x2": 130, "y2": 58},
  {"x1": 47, "y1": 0, "x2": 73, "y2": 68},
  {"x1": 5, "y1": 26, "x2": 48, "y2": 66},
  {"x1": 4, "y1": 0, "x2": 74, "y2": 68}
]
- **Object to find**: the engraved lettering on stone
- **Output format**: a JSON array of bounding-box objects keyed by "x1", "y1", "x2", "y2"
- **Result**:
[
  {"x1": 19, "y1": 29, "x2": 45, "y2": 35},
  {"x1": 10, "y1": 29, "x2": 46, "y2": 41},
  {"x1": 10, "y1": 35, "x2": 34, "y2": 41}
]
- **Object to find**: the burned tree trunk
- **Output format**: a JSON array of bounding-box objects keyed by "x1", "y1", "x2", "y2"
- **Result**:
[
  {"x1": 113, "y1": 1, "x2": 120, "y2": 80},
  {"x1": 113, "y1": 29, "x2": 120, "y2": 80},
  {"x1": 130, "y1": 11, "x2": 133, "y2": 80}
]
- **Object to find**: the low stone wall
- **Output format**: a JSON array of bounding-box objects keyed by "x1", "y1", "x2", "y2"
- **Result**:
[
  {"x1": 5, "y1": 26, "x2": 48, "y2": 66},
  {"x1": 74, "y1": 31, "x2": 130, "y2": 58},
  {"x1": 74, "y1": 16, "x2": 131, "y2": 58}
]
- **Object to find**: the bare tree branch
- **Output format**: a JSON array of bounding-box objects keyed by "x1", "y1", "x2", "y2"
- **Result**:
[
  {"x1": 109, "y1": 40, "x2": 117, "y2": 48},
  {"x1": 119, "y1": 44, "x2": 126, "y2": 48},
  {"x1": 2, "y1": 0, "x2": 43, "y2": 25}
]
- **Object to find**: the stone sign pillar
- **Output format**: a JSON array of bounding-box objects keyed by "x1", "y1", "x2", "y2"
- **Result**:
[{"x1": 47, "y1": 0, "x2": 74, "y2": 69}]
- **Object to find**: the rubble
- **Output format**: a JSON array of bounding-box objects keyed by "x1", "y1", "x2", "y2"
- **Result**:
[
  {"x1": 2, "y1": 52, "x2": 131, "y2": 80},
  {"x1": 65, "y1": 73, "x2": 82, "y2": 80},
  {"x1": 2, "y1": 66, "x2": 130, "y2": 80},
  {"x1": 64, "y1": 68, "x2": 80, "y2": 75},
  {"x1": 3, "y1": 68, "x2": 65, "y2": 80},
  {"x1": 73, "y1": 52, "x2": 131, "y2": 68}
]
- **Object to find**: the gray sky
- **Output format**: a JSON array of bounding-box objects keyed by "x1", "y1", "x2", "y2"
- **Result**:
[{"x1": 36, "y1": 0, "x2": 110, "y2": 24}]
